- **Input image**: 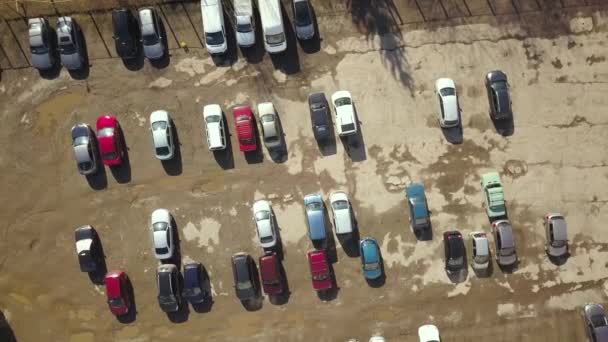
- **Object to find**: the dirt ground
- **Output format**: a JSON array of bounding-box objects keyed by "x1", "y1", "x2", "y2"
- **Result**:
[{"x1": 1, "y1": 1, "x2": 608, "y2": 341}]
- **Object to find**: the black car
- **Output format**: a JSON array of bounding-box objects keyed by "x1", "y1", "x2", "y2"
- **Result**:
[
  {"x1": 182, "y1": 262, "x2": 209, "y2": 305},
  {"x1": 112, "y1": 8, "x2": 140, "y2": 59},
  {"x1": 443, "y1": 230, "x2": 465, "y2": 274},
  {"x1": 485, "y1": 70, "x2": 512, "y2": 120},
  {"x1": 74, "y1": 225, "x2": 103, "y2": 272},
  {"x1": 308, "y1": 92, "x2": 330, "y2": 141},
  {"x1": 156, "y1": 264, "x2": 181, "y2": 313},
  {"x1": 231, "y1": 253, "x2": 259, "y2": 301}
]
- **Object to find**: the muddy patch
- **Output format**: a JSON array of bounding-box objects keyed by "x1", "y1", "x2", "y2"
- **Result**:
[
  {"x1": 586, "y1": 55, "x2": 606, "y2": 66},
  {"x1": 503, "y1": 160, "x2": 529, "y2": 179},
  {"x1": 34, "y1": 92, "x2": 85, "y2": 136},
  {"x1": 468, "y1": 113, "x2": 492, "y2": 132}
]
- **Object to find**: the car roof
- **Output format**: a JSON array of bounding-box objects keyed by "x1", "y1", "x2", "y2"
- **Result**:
[
  {"x1": 234, "y1": 255, "x2": 251, "y2": 279},
  {"x1": 151, "y1": 208, "x2": 170, "y2": 224},
  {"x1": 139, "y1": 8, "x2": 155, "y2": 34},
  {"x1": 361, "y1": 238, "x2": 379, "y2": 261},
  {"x1": 183, "y1": 263, "x2": 201, "y2": 287},
  {"x1": 259, "y1": 253, "x2": 279, "y2": 278},
  {"x1": 550, "y1": 216, "x2": 567, "y2": 240},
  {"x1": 496, "y1": 221, "x2": 514, "y2": 247},
  {"x1": 596, "y1": 327, "x2": 608, "y2": 340},
  {"x1": 473, "y1": 235, "x2": 489, "y2": 255},
  {"x1": 203, "y1": 104, "x2": 222, "y2": 118},
  {"x1": 28, "y1": 19, "x2": 44, "y2": 47},
  {"x1": 150, "y1": 110, "x2": 169, "y2": 123}
]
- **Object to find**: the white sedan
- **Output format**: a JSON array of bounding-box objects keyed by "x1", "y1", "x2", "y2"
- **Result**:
[
  {"x1": 150, "y1": 110, "x2": 175, "y2": 160},
  {"x1": 434, "y1": 78, "x2": 459, "y2": 128},
  {"x1": 418, "y1": 324, "x2": 441, "y2": 342},
  {"x1": 253, "y1": 200, "x2": 277, "y2": 248},
  {"x1": 150, "y1": 208, "x2": 174, "y2": 260},
  {"x1": 331, "y1": 90, "x2": 357, "y2": 136},
  {"x1": 329, "y1": 191, "x2": 353, "y2": 235}
]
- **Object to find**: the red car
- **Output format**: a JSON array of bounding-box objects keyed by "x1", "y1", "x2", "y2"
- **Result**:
[
  {"x1": 307, "y1": 250, "x2": 332, "y2": 291},
  {"x1": 259, "y1": 252, "x2": 283, "y2": 295},
  {"x1": 96, "y1": 115, "x2": 123, "y2": 166},
  {"x1": 233, "y1": 106, "x2": 257, "y2": 152},
  {"x1": 104, "y1": 270, "x2": 131, "y2": 316}
]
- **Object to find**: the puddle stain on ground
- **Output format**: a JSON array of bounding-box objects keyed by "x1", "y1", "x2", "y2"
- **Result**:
[{"x1": 34, "y1": 92, "x2": 85, "y2": 136}]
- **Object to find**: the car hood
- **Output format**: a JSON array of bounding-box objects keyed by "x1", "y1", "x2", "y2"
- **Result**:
[
  {"x1": 151, "y1": 209, "x2": 170, "y2": 224},
  {"x1": 307, "y1": 210, "x2": 326, "y2": 240},
  {"x1": 143, "y1": 43, "x2": 163, "y2": 59},
  {"x1": 60, "y1": 52, "x2": 82, "y2": 70},
  {"x1": 31, "y1": 52, "x2": 52, "y2": 69},
  {"x1": 75, "y1": 238, "x2": 93, "y2": 254},
  {"x1": 74, "y1": 144, "x2": 92, "y2": 163},
  {"x1": 418, "y1": 324, "x2": 440, "y2": 341},
  {"x1": 474, "y1": 238, "x2": 489, "y2": 257},
  {"x1": 296, "y1": 24, "x2": 314, "y2": 39}
]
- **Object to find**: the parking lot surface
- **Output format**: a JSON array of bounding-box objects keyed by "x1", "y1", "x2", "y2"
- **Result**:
[{"x1": 0, "y1": 1, "x2": 608, "y2": 341}]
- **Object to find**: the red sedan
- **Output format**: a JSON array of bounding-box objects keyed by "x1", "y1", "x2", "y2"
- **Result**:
[
  {"x1": 104, "y1": 270, "x2": 131, "y2": 316},
  {"x1": 307, "y1": 250, "x2": 332, "y2": 291},
  {"x1": 96, "y1": 115, "x2": 123, "y2": 166},
  {"x1": 232, "y1": 106, "x2": 257, "y2": 152},
  {"x1": 259, "y1": 252, "x2": 283, "y2": 295}
]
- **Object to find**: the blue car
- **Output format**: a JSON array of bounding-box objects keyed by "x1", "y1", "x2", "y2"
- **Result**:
[
  {"x1": 405, "y1": 183, "x2": 430, "y2": 234},
  {"x1": 304, "y1": 193, "x2": 327, "y2": 242},
  {"x1": 359, "y1": 237, "x2": 382, "y2": 279}
]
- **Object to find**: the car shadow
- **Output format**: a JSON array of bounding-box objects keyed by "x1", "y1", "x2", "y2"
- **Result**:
[
  {"x1": 240, "y1": 7, "x2": 265, "y2": 63},
  {"x1": 320, "y1": 205, "x2": 338, "y2": 264},
  {"x1": 244, "y1": 115, "x2": 264, "y2": 164},
  {"x1": 161, "y1": 215, "x2": 182, "y2": 270},
  {"x1": 317, "y1": 112, "x2": 337, "y2": 156},
  {"x1": 298, "y1": 3, "x2": 321, "y2": 54},
  {"x1": 268, "y1": 260, "x2": 291, "y2": 305},
  {"x1": 341, "y1": 104, "x2": 366, "y2": 162},
  {"x1": 212, "y1": 113, "x2": 235, "y2": 169},
  {"x1": 161, "y1": 120, "x2": 183, "y2": 176},
  {"x1": 116, "y1": 276, "x2": 137, "y2": 324},
  {"x1": 166, "y1": 298, "x2": 190, "y2": 323},
  {"x1": 109, "y1": 124, "x2": 132, "y2": 183},
  {"x1": 269, "y1": 2, "x2": 300, "y2": 75},
  {"x1": 414, "y1": 222, "x2": 433, "y2": 241},
  {"x1": 548, "y1": 252, "x2": 570, "y2": 266},
  {"x1": 149, "y1": 19, "x2": 171, "y2": 69},
  {"x1": 240, "y1": 262, "x2": 263, "y2": 311},
  {"x1": 366, "y1": 250, "x2": 386, "y2": 288},
  {"x1": 268, "y1": 113, "x2": 288, "y2": 163},
  {"x1": 491, "y1": 113, "x2": 515, "y2": 137},
  {"x1": 263, "y1": 212, "x2": 284, "y2": 261},
  {"x1": 87, "y1": 232, "x2": 108, "y2": 285},
  {"x1": 441, "y1": 108, "x2": 463, "y2": 144},
  {"x1": 191, "y1": 265, "x2": 214, "y2": 313},
  {"x1": 0, "y1": 310, "x2": 17, "y2": 342},
  {"x1": 68, "y1": 22, "x2": 90, "y2": 80},
  {"x1": 497, "y1": 260, "x2": 519, "y2": 274},
  {"x1": 85, "y1": 160, "x2": 108, "y2": 190},
  {"x1": 473, "y1": 259, "x2": 493, "y2": 278},
  {"x1": 38, "y1": 26, "x2": 61, "y2": 80},
  {"x1": 211, "y1": 11, "x2": 238, "y2": 66},
  {"x1": 447, "y1": 265, "x2": 469, "y2": 284},
  {"x1": 317, "y1": 264, "x2": 339, "y2": 301},
  {"x1": 336, "y1": 229, "x2": 360, "y2": 258}
]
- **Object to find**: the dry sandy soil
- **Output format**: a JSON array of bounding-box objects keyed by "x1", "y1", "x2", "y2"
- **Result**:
[{"x1": 0, "y1": 1, "x2": 608, "y2": 341}]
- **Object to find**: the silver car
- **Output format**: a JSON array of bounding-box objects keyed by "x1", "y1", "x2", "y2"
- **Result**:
[
  {"x1": 28, "y1": 18, "x2": 55, "y2": 70},
  {"x1": 491, "y1": 220, "x2": 517, "y2": 267},
  {"x1": 138, "y1": 8, "x2": 165, "y2": 60},
  {"x1": 257, "y1": 102, "x2": 282, "y2": 151},
  {"x1": 583, "y1": 303, "x2": 608, "y2": 342},
  {"x1": 71, "y1": 124, "x2": 98, "y2": 175},
  {"x1": 544, "y1": 213, "x2": 568, "y2": 258},
  {"x1": 293, "y1": 0, "x2": 315, "y2": 40},
  {"x1": 470, "y1": 231, "x2": 490, "y2": 271},
  {"x1": 57, "y1": 17, "x2": 84, "y2": 70}
]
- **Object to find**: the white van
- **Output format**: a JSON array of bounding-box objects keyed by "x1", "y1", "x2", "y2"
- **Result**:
[
  {"x1": 258, "y1": 0, "x2": 286, "y2": 53},
  {"x1": 233, "y1": 0, "x2": 255, "y2": 47},
  {"x1": 203, "y1": 104, "x2": 227, "y2": 150},
  {"x1": 201, "y1": 0, "x2": 227, "y2": 54}
]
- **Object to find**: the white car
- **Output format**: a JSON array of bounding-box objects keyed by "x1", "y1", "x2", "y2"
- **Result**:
[
  {"x1": 469, "y1": 231, "x2": 490, "y2": 271},
  {"x1": 253, "y1": 200, "x2": 277, "y2": 248},
  {"x1": 234, "y1": 0, "x2": 255, "y2": 47},
  {"x1": 369, "y1": 336, "x2": 386, "y2": 342},
  {"x1": 150, "y1": 110, "x2": 175, "y2": 160},
  {"x1": 203, "y1": 104, "x2": 226, "y2": 150},
  {"x1": 329, "y1": 191, "x2": 353, "y2": 235},
  {"x1": 151, "y1": 209, "x2": 174, "y2": 260},
  {"x1": 418, "y1": 324, "x2": 440, "y2": 342},
  {"x1": 331, "y1": 90, "x2": 357, "y2": 136},
  {"x1": 435, "y1": 78, "x2": 459, "y2": 128}
]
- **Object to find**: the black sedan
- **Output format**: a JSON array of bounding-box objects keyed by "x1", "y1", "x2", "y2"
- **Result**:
[
  {"x1": 443, "y1": 230, "x2": 465, "y2": 274},
  {"x1": 182, "y1": 262, "x2": 209, "y2": 305},
  {"x1": 231, "y1": 253, "x2": 260, "y2": 301},
  {"x1": 308, "y1": 92, "x2": 331, "y2": 141},
  {"x1": 74, "y1": 225, "x2": 103, "y2": 273},
  {"x1": 485, "y1": 70, "x2": 512, "y2": 120}
]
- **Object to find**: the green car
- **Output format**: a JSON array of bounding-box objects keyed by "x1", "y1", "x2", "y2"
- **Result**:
[{"x1": 481, "y1": 171, "x2": 506, "y2": 219}]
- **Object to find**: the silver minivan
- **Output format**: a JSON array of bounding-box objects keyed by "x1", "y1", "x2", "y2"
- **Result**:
[
  {"x1": 57, "y1": 17, "x2": 84, "y2": 70},
  {"x1": 544, "y1": 213, "x2": 568, "y2": 258},
  {"x1": 492, "y1": 220, "x2": 517, "y2": 267}
]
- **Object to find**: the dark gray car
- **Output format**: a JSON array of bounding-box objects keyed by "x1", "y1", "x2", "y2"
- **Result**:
[
  {"x1": 182, "y1": 262, "x2": 209, "y2": 305},
  {"x1": 308, "y1": 92, "x2": 330, "y2": 141},
  {"x1": 138, "y1": 8, "x2": 165, "y2": 60},
  {"x1": 293, "y1": 0, "x2": 315, "y2": 40},
  {"x1": 583, "y1": 303, "x2": 608, "y2": 342},
  {"x1": 28, "y1": 18, "x2": 55, "y2": 70},
  {"x1": 71, "y1": 124, "x2": 98, "y2": 175},
  {"x1": 57, "y1": 17, "x2": 84, "y2": 70},
  {"x1": 485, "y1": 70, "x2": 511, "y2": 120},
  {"x1": 231, "y1": 253, "x2": 259, "y2": 301},
  {"x1": 492, "y1": 220, "x2": 517, "y2": 267},
  {"x1": 156, "y1": 264, "x2": 181, "y2": 313}
]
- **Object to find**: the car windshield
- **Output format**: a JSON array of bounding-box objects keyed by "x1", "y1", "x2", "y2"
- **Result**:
[
  {"x1": 156, "y1": 147, "x2": 170, "y2": 156},
  {"x1": 335, "y1": 97, "x2": 351, "y2": 107},
  {"x1": 102, "y1": 152, "x2": 117, "y2": 161},
  {"x1": 551, "y1": 240, "x2": 566, "y2": 248},
  {"x1": 312, "y1": 274, "x2": 328, "y2": 281},
  {"x1": 73, "y1": 136, "x2": 88, "y2": 146},
  {"x1": 332, "y1": 200, "x2": 348, "y2": 210},
  {"x1": 440, "y1": 88, "x2": 455, "y2": 96},
  {"x1": 261, "y1": 114, "x2": 274, "y2": 123},
  {"x1": 158, "y1": 295, "x2": 176, "y2": 305},
  {"x1": 486, "y1": 183, "x2": 501, "y2": 189},
  {"x1": 306, "y1": 202, "x2": 322, "y2": 211},
  {"x1": 98, "y1": 127, "x2": 115, "y2": 137},
  {"x1": 341, "y1": 123, "x2": 355, "y2": 132},
  {"x1": 59, "y1": 39, "x2": 76, "y2": 54},
  {"x1": 263, "y1": 278, "x2": 279, "y2": 285},
  {"x1": 108, "y1": 298, "x2": 124, "y2": 308},
  {"x1": 490, "y1": 204, "x2": 506, "y2": 212},
  {"x1": 260, "y1": 235, "x2": 274, "y2": 243},
  {"x1": 206, "y1": 31, "x2": 225, "y2": 46},
  {"x1": 475, "y1": 254, "x2": 490, "y2": 264},
  {"x1": 236, "y1": 115, "x2": 249, "y2": 122},
  {"x1": 237, "y1": 23, "x2": 252, "y2": 33},
  {"x1": 78, "y1": 162, "x2": 93, "y2": 171},
  {"x1": 31, "y1": 44, "x2": 48, "y2": 54},
  {"x1": 415, "y1": 218, "x2": 428, "y2": 225},
  {"x1": 295, "y1": 2, "x2": 312, "y2": 26},
  {"x1": 364, "y1": 262, "x2": 379, "y2": 271},
  {"x1": 153, "y1": 222, "x2": 168, "y2": 232},
  {"x1": 236, "y1": 280, "x2": 252, "y2": 290},
  {"x1": 142, "y1": 33, "x2": 158, "y2": 46},
  {"x1": 448, "y1": 256, "x2": 463, "y2": 266},
  {"x1": 592, "y1": 314, "x2": 608, "y2": 327},
  {"x1": 500, "y1": 247, "x2": 515, "y2": 257},
  {"x1": 183, "y1": 287, "x2": 201, "y2": 297},
  {"x1": 152, "y1": 121, "x2": 167, "y2": 131},
  {"x1": 205, "y1": 115, "x2": 221, "y2": 124},
  {"x1": 266, "y1": 33, "x2": 285, "y2": 45},
  {"x1": 493, "y1": 81, "x2": 507, "y2": 90},
  {"x1": 155, "y1": 247, "x2": 169, "y2": 255},
  {"x1": 255, "y1": 211, "x2": 270, "y2": 221}
]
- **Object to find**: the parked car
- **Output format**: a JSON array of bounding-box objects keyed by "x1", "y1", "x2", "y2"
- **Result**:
[
  {"x1": 259, "y1": 251, "x2": 283, "y2": 295},
  {"x1": 405, "y1": 183, "x2": 430, "y2": 235},
  {"x1": 233, "y1": 105, "x2": 257, "y2": 152},
  {"x1": 293, "y1": 0, "x2": 315, "y2": 40},
  {"x1": 96, "y1": 115, "x2": 124, "y2": 166},
  {"x1": 149, "y1": 110, "x2": 175, "y2": 160},
  {"x1": 469, "y1": 231, "x2": 490, "y2": 271},
  {"x1": 57, "y1": 17, "x2": 84, "y2": 70},
  {"x1": 485, "y1": 70, "x2": 511, "y2": 121},
  {"x1": 28, "y1": 18, "x2": 56, "y2": 70},
  {"x1": 308, "y1": 92, "x2": 331, "y2": 141},
  {"x1": 233, "y1": 0, "x2": 255, "y2": 47},
  {"x1": 369, "y1": 337, "x2": 386, "y2": 342},
  {"x1": 112, "y1": 8, "x2": 140, "y2": 59},
  {"x1": 304, "y1": 193, "x2": 327, "y2": 243},
  {"x1": 104, "y1": 270, "x2": 131, "y2": 316},
  {"x1": 156, "y1": 264, "x2": 181, "y2": 313},
  {"x1": 257, "y1": 102, "x2": 282, "y2": 151},
  {"x1": 583, "y1": 303, "x2": 608, "y2": 342},
  {"x1": 359, "y1": 237, "x2": 382, "y2": 280},
  {"x1": 253, "y1": 200, "x2": 277, "y2": 248},
  {"x1": 150, "y1": 209, "x2": 174, "y2": 260},
  {"x1": 231, "y1": 253, "x2": 259, "y2": 301},
  {"x1": 182, "y1": 262, "x2": 209, "y2": 305},
  {"x1": 138, "y1": 7, "x2": 165, "y2": 60},
  {"x1": 329, "y1": 191, "x2": 354, "y2": 235},
  {"x1": 203, "y1": 104, "x2": 226, "y2": 150},
  {"x1": 481, "y1": 171, "x2": 506, "y2": 220},
  {"x1": 492, "y1": 220, "x2": 517, "y2": 267},
  {"x1": 443, "y1": 230, "x2": 465, "y2": 274},
  {"x1": 201, "y1": 0, "x2": 228, "y2": 54},
  {"x1": 435, "y1": 78, "x2": 459, "y2": 128},
  {"x1": 544, "y1": 213, "x2": 568, "y2": 258},
  {"x1": 74, "y1": 225, "x2": 103, "y2": 273},
  {"x1": 71, "y1": 123, "x2": 99, "y2": 175},
  {"x1": 418, "y1": 324, "x2": 441, "y2": 342},
  {"x1": 331, "y1": 90, "x2": 357, "y2": 137},
  {"x1": 307, "y1": 249, "x2": 332, "y2": 291}
]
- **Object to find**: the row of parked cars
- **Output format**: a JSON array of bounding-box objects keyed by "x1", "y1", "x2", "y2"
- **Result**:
[{"x1": 28, "y1": 0, "x2": 316, "y2": 72}]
